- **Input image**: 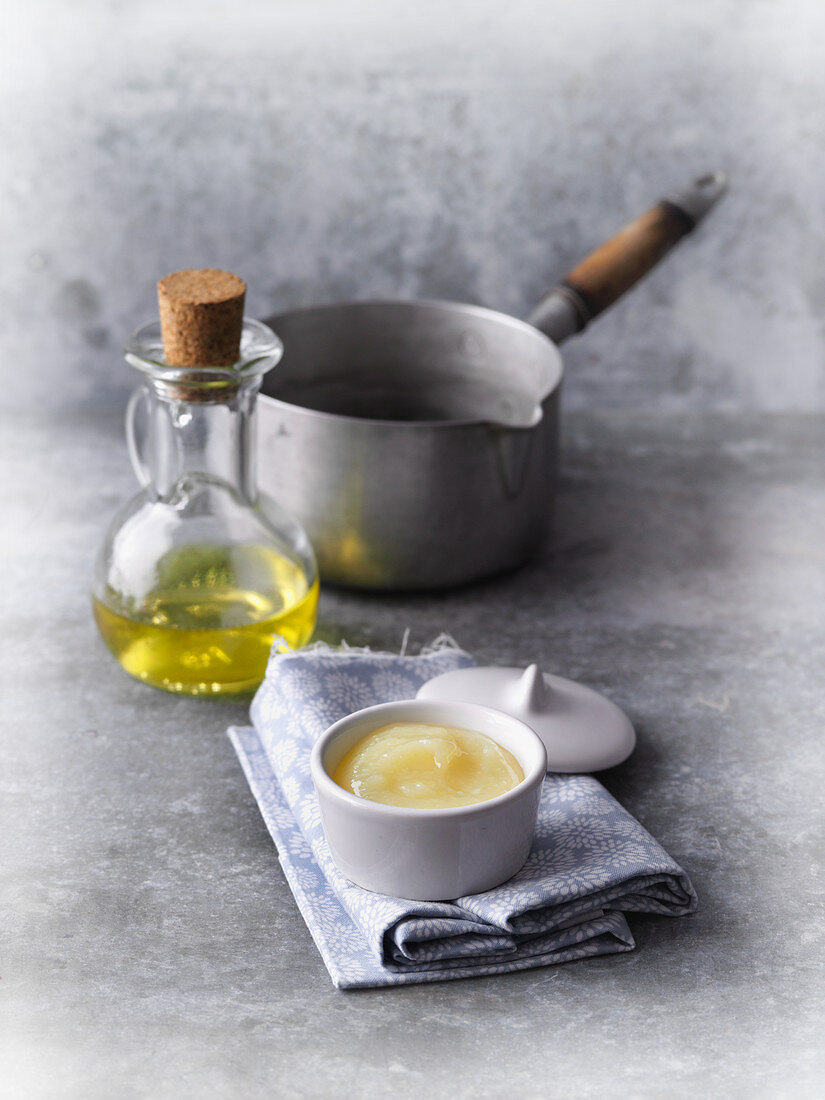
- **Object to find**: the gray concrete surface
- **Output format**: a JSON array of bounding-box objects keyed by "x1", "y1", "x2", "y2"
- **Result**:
[
  {"x1": 3, "y1": 408, "x2": 824, "y2": 1098},
  {"x1": 4, "y1": 2, "x2": 825, "y2": 1093},
  {"x1": 3, "y1": 0, "x2": 825, "y2": 416}
]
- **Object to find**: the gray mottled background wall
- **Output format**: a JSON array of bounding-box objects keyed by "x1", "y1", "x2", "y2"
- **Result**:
[{"x1": 3, "y1": 0, "x2": 824, "y2": 415}]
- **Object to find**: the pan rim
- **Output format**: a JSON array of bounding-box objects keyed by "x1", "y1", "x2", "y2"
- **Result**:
[{"x1": 259, "y1": 296, "x2": 564, "y2": 430}]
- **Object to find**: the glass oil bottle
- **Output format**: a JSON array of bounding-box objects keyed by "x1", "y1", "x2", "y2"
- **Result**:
[{"x1": 92, "y1": 269, "x2": 318, "y2": 695}]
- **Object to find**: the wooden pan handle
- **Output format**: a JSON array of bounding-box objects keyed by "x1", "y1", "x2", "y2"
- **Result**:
[
  {"x1": 528, "y1": 172, "x2": 727, "y2": 344},
  {"x1": 564, "y1": 201, "x2": 693, "y2": 318}
]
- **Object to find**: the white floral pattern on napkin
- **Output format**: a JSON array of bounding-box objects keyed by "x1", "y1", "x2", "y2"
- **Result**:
[{"x1": 228, "y1": 643, "x2": 697, "y2": 989}]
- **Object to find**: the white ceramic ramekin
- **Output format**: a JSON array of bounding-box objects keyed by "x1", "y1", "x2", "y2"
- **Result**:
[{"x1": 310, "y1": 699, "x2": 547, "y2": 901}]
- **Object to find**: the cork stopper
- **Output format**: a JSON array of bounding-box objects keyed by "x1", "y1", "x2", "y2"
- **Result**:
[{"x1": 158, "y1": 269, "x2": 246, "y2": 367}]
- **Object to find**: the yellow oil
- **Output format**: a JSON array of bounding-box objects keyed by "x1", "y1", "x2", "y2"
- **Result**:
[{"x1": 93, "y1": 544, "x2": 318, "y2": 696}]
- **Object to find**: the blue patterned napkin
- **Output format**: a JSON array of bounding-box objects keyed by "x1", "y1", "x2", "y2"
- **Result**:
[{"x1": 228, "y1": 642, "x2": 697, "y2": 989}]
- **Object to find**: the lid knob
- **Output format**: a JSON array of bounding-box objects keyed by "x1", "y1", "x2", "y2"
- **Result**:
[{"x1": 509, "y1": 663, "x2": 551, "y2": 713}]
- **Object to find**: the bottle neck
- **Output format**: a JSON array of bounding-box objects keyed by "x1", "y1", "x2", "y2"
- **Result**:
[
  {"x1": 123, "y1": 316, "x2": 282, "y2": 504},
  {"x1": 145, "y1": 380, "x2": 259, "y2": 501}
]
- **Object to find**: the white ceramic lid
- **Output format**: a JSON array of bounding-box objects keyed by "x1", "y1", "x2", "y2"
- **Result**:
[{"x1": 416, "y1": 664, "x2": 636, "y2": 773}]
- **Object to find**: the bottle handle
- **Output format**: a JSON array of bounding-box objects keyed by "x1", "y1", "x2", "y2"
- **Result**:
[{"x1": 125, "y1": 384, "x2": 152, "y2": 488}]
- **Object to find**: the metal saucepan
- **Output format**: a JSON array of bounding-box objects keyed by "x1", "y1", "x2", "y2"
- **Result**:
[{"x1": 258, "y1": 172, "x2": 726, "y2": 590}]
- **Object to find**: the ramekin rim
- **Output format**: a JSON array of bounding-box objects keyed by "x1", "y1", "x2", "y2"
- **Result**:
[{"x1": 309, "y1": 698, "x2": 547, "y2": 819}]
